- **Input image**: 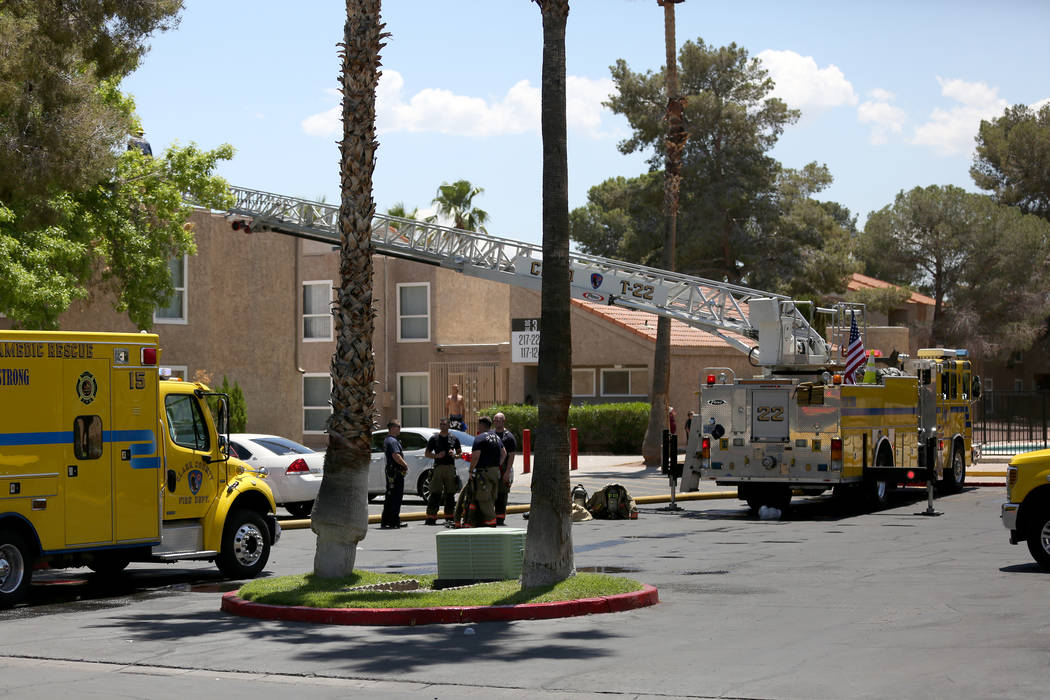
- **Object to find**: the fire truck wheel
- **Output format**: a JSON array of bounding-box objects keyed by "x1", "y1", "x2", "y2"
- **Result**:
[
  {"x1": 940, "y1": 447, "x2": 965, "y2": 494},
  {"x1": 88, "y1": 553, "x2": 130, "y2": 575},
  {"x1": 1026, "y1": 511, "x2": 1050, "y2": 570},
  {"x1": 217, "y1": 509, "x2": 271, "y2": 579},
  {"x1": 0, "y1": 531, "x2": 33, "y2": 609}
]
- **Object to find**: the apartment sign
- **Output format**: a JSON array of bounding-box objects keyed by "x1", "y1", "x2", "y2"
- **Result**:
[{"x1": 511, "y1": 317, "x2": 540, "y2": 364}]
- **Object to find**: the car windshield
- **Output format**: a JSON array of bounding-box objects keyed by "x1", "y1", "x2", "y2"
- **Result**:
[
  {"x1": 449, "y1": 429, "x2": 474, "y2": 448},
  {"x1": 252, "y1": 437, "x2": 315, "y2": 456}
]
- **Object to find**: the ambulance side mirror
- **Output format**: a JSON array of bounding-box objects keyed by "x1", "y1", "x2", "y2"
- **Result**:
[{"x1": 972, "y1": 376, "x2": 982, "y2": 399}]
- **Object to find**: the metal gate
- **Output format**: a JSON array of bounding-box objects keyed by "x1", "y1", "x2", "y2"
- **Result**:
[
  {"x1": 428, "y1": 361, "x2": 508, "y2": 435},
  {"x1": 974, "y1": 390, "x2": 1050, "y2": 456}
]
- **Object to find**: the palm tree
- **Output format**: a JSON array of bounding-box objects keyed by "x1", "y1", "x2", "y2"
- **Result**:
[
  {"x1": 521, "y1": 0, "x2": 573, "y2": 589},
  {"x1": 310, "y1": 0, "x2": 384, "y2": 577},
  {"x1": 386, "y1": 201, "x2": 420, "y2": 231},
  {"x1": 430, "y1": 179, "x2": 490, "y2": 231},
  {"x1": 642, "y1": 0, "x2": 686, "y2": 467}
]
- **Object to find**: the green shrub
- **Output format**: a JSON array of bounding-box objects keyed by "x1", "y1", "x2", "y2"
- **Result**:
[{"x1": 483, "y1": 402, "x2": 649, "y2": 454}]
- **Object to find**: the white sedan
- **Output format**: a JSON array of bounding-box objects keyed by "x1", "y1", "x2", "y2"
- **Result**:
[
  {"x1": 369, "y1": 427, "x2": 474, "y2": 501},
  {"x1": 229, "y1": 434, "x2": 324, "y2": 518}
]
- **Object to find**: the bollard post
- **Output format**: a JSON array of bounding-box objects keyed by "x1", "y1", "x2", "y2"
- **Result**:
[
  {"x1": 522, "y1": 429, "x2": 531, "y2": 474},
  {"x1": 570, "y1": 428, "x2": 578, "y2": 470}
]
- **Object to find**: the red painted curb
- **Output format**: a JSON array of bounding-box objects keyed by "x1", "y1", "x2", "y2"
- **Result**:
[{"x1": 221, "y1": 584, "x2": 659, "y2": 626}]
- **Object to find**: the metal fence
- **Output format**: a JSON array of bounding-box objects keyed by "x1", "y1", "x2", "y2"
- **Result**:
[{"x1": 974, "y1": 390, "x2": 1050, "y2": 456}]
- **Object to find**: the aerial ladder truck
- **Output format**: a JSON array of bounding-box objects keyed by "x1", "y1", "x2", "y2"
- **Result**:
[{"x1": 223, "y1": 187, "x2": 978, "y2": 512}]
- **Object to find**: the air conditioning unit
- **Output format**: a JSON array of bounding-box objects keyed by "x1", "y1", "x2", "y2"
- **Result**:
[{"x1": 435, "y1": 528, "x2": 526, "y2": 584}]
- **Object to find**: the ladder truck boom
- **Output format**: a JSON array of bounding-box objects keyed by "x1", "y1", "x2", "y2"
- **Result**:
[{"x1": 223, "y1": 186, "x2": 833, "y2": 366}]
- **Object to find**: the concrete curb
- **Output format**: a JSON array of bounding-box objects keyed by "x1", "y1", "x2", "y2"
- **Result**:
[{"x1": 220, "y1": 584, "x2": 659, "y2": 626}]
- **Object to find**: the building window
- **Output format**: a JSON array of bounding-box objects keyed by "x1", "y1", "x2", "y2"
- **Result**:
[
  {"x1": 155, "y1": 255, "x2": 188, "y2": 324},
  {"x1": 303, "y1": 374, "x2": 332, "y2": 434},
  {"x1": 1014, "y1": 378, "x2": 1024, "y2": 392},
  {"x1": 600, "y1": 367, "x2": 649, "y2": 397},
  {"x1": 303, "y1": 281, "x2": 333, "y2": 341},
  {"x1": 398, "y1": 373, "x2": 429, "y2": 426},
  {"x1": 397, "y1": 283, "x2": 430, "y2": 342},
  {"x1": 572, "y1": 368, "x2": 596, "y2": 397},
  {"x1": 983, "y1": 377, "x2": 993, "y2": 392}
]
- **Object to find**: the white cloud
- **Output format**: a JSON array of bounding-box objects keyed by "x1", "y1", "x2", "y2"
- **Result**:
[
  {"x1": 911, "y1": 77, "x2": 1008, "y2": 155},
  {"x1": 757, "y1": 49, "x2": 858, "y2": 116},
  {"x1": 301, "y1": 70, "x2": 615, "y2": 139},
  {"x1": 857, "y1": 89, "x2": 906, "y2": 145},
  {"x1": 1032, "y1": 97, "x2": 1050, "y2": 111},
  {"x1": 858, "y1": 101, "x2": 907, "y2": 145}
]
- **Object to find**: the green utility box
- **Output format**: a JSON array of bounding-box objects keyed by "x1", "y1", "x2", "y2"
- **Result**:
[{"x1": 435, "y1": 528, "x2": 526, "y2": 582}]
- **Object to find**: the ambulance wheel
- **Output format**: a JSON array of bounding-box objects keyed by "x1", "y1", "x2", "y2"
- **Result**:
[
  {"x1": 940, "y1": 447, "x2": 965, "y2": 494},
  {"x1": 1026, "y1": 510, "x2": 1050, "y2": 570},
  {"x1": 217, "y1": 509, "x2": 270, "y2": 579},
  {"x1": 88, "y1": 553, "x2": 130, "y2": 575},
  {"x1": 0, "y1": 531, "x2": 33, "y2": 609},
  {"x1": 285, "y1": 501, "x2": 313, "y2": 519}
]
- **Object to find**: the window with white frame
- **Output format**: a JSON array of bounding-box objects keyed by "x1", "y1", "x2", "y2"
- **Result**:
[
  {"x1": 303, "y1": 281, "x2": 333, "y2": 341},
  {"x1": 397, "y1": 283, "x2": 429, "y2": 342},
  {"x1": 154, "y1": 255, "x2": 188, "y2": 323},
  {"x1": 600, "y1": 367, "x2": 649, "y2": 397},
  {"x1": 398, "y1": 373, "x2": 429, "y2": 426},
  {"x1": 1014, "y1": 378, "x2": 1024, "y2": 392},
  {"x1": 984, "y1": 377, "x2": 993, "y2": 392},
  {"x1": 303, "y1": 374, "x2": 332, "y2": 434},
  {"x1": 572, "y1": 368, "x2": 596, "y2": 397}
]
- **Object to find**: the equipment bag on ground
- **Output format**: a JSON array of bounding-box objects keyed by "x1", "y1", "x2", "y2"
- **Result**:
[{"x1": 585, "y1": 483, "x2": 639, "y2": 520}]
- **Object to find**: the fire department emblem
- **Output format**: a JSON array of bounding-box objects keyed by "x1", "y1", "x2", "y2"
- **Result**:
[
  {"x1": 188, "y1": 469, "x2": 203, "y2": 495},
  {"x1": 590, "y1": 273, "x2": 603, "y2": 289},
  {"x1": 76, "y1": 371, "x2": 98, "y2": 405}
]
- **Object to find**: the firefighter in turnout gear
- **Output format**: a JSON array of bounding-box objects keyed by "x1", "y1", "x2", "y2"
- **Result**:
[
  {"x1": 467, "y1": 416, "x2": 506, "y2": 527},
  {"x1": 423, "y1": 418, "x2": 462, "y2": 525},
  {"x1": 492, "y1": 412, "x2": 517, "y2": 525}
]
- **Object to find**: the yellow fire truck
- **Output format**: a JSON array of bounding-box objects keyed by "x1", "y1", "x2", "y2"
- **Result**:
[
  {"x1": 680, "y1": 299, "x2": 979, "y2": 511},
  {"x1": 0, "y1": 330, "x2": 280, "y2": 608}
]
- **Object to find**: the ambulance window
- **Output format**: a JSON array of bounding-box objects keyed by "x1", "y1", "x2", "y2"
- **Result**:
[
  {"x1": 949, "y1": 371, "x2": 958, "y2": 400},
  {"x1": 73, "y1": 416, "x2": 103, "y2": 460},
  {"x1": 940, "y1": 370, "x2": 948, "y2": 399},
  {"x1": 962, "y1": 371, "x2": 971, "y2": 400},
  {"x1": 164, "y1": 394, "x2": 210, "y2": 451}
]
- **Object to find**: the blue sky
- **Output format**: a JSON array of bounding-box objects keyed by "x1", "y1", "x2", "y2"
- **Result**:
[{"x1": 122, "y1": 0, "x2": 1049, "y2": 247}]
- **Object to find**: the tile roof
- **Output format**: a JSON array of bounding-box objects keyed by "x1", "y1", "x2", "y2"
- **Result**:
[
  {"x1": 572, "y1": 298, "x2": 755, "y2": 350},
  {"x1": 847, "y1": 273, "x2": 935, "y2": 306}
]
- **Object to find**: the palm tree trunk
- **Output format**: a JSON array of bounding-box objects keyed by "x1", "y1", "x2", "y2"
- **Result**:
[
  {"x1": 642, "y1": 0, "x2": 685, "y2": 467},
  {"x1": 311, "y1": 0, "x2": 384, "y2": 578},
  {"x1": 521, "y1": 0, "x2": 573, "y2": 589}
]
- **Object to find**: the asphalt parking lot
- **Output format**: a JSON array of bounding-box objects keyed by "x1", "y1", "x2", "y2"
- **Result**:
[{"x1": 2, "y1": 459, "x2": 1047, "y2": 700}]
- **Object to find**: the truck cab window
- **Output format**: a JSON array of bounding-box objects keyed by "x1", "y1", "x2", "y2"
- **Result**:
[
  {"x1": 164, "y1": 394, "x2": 210, "y2": 451},
  {"x1": 73, "y1": 415, "x2": 103, "y2": 460}
]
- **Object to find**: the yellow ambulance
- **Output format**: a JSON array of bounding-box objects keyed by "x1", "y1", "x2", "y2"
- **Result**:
[{"x1": 0, "y1": 330, "x2": 280, "y2": 607}]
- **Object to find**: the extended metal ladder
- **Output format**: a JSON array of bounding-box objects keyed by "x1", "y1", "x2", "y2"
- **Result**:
[{"x1": 225, "y1": 186, "x2": 818, "y2": 357}]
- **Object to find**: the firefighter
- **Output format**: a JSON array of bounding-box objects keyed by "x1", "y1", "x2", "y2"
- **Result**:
[
  {"x1": 467, "y1": 415, "x2": 506, "y2": 527},
  {"x1": 423, "y1": 418, "x2": 461, "y2": 525},
  {"x1": 491, "y1": 412, "x2": 517, "y2": 525}
]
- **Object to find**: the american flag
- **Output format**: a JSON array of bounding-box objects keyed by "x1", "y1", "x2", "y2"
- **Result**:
[{"x1": 843, "y1": 312, "x2": 865, "y2": 384}]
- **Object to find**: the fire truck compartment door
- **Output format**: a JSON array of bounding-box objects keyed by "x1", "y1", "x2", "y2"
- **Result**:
[{"x1": 750, "y1": 388, "x2": 790, "y2": 442}]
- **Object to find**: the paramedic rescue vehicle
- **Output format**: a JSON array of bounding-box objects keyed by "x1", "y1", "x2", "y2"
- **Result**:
[
  {"x1": 220, "y1": 187, "x2": 979, "y2": 515},
  {"x1": 0, "y1": 331, "x2": 280, "y2": 608}
]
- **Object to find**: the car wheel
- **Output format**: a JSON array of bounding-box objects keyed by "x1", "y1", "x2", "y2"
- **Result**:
[
  {"x1": 0, "y1": 531, "x2": 33, "y2": 609},
  {"x1": 1026, "y1": 510, "x2": 1050, "y2": 570},
  {"x1": 418, "y1": 469, "x2": 433, "y2": 501},
  {"x1": 285, "y1": 501, "x2": 313, "y2": 519},
  {"x1": 217, "y1": 509, "x2": 271, "y2": 579},
  {"x1": 940, "y1": 446, "x2": 965, "y2": 494}
]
